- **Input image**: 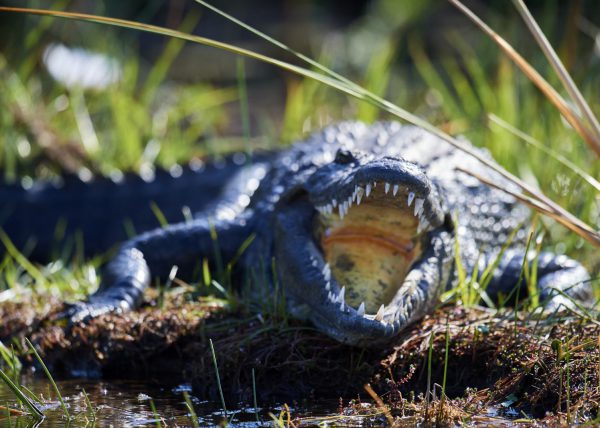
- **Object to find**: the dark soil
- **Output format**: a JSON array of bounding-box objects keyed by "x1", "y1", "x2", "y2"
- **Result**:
[{"x1": 1, "y1": 292, "x2": 599, "y2": 426}]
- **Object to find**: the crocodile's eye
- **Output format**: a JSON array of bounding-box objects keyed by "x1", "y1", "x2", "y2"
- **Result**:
[{"x1": 334, "y1": 149, "x2": 355, "y2": 165}]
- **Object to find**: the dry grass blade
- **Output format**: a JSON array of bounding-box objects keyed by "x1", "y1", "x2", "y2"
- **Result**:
[
  {"x1": 364, "y1": 383, "x2": 395, "y2": 426},
  {"x1": 456, "y1": 167, "x2": 599, "y2": 245},
  {"x1": 448, "y1": 134, "x2": 600, "y2": 248},
  {"x1": 193, "y1": 0, "x2": 356, "y2": 89},
  {"x1": 488, "y1": 114, "x2": 600, "y2": 192},
  {"x1": 0, "y1": 405, "x2": 27, "y2": 417},
  {"x1": 512, "y1": 0, "x2": 600, "y2": 145},
  {"x1": 0, "y1": 7, "x2": 364, "y2": 100},
  {"x1": 448, "y1": 0, "x2": 600, "y2": 156},
  {"x1": 0, "y1": 6, "x2": 598, "y2": 249}
]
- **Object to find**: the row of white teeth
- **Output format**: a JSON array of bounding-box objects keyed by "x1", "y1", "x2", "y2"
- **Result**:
[
  {"x1": 315, "y1": 182, "x2": 431, "y2": 232},
  {"x1": 320, "y1": 263, "x2": 403, "y2": 324}
]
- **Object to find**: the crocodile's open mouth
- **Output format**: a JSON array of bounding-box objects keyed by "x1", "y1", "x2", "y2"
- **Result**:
[
  {"x1": 275, "y1": 154, "x2": 451, "y2": 344},
  {"x1": 314, "y1": 181, "x2": 431, "y2": 317}
]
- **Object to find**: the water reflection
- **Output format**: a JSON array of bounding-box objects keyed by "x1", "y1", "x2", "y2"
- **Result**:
[{"x1": 0, "y1": 375, "x2": 341, "y2": 427}]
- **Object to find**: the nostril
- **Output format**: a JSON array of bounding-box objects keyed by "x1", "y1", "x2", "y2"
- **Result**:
[{"x1": 334, "y1": 149, "x2": 356, "y2": 164}]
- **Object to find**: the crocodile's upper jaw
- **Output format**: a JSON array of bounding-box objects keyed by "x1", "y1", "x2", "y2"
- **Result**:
[{"x1": 275, "y1": 154, "x2": 451, "y2": 345}]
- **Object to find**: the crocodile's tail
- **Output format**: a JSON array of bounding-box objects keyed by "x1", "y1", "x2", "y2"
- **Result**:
[{"x1": 0, "y1": 161, "x2": 245, "y2": 262}]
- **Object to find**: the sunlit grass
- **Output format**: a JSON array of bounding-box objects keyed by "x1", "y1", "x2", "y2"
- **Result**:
[{"x1": 0, "y1": 14, "x2": 233, "y2": 179}]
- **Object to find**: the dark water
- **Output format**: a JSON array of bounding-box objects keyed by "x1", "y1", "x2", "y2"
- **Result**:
[
  {"x1": 0, "y1": 375, "x2": 526, "y2": 427},
  {"x1": 0, "y1": 375, "x2": 342, "y2": 427}
]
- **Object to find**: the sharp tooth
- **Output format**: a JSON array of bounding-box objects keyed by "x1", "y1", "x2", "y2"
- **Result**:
[
  {"x1": 338, "y1": 204, "x2": 344, "y2": 219},
  {"x1": 340, "y1": 300, "x2": 345, "y2": 311},
  {"x1": 385, "y1": 182, "x2": 390, "y2": 194},
  {"x1": 414, "y1": 198, "x2": 424, "y2": 216},
  {"x1": 323, "y1": 263, "x2": 331, "y2": 281},
  {"x1": 407, "y1": 192, "x2": 415, "y2": 206},
  {"x1": 352, "y1": 186, "x2": 358, "y2": 202},
  {"x1": 325, "y1": 281, "x2": 331, "y2": 290},
  {"x1": 357, "y1": 302, "x2": 365, "y2": 316},
  {"x1": 356, "y1": 187, "x2": 364, "y2": 205},
  {"x1": 328, "y1": 291, "x2": 333, "y2": 302},
  {"x1": 326, "y1": 204, "x2": 332, "y2": 214},
  {"x1": 312, "y1": 259, "x2": 318, "y2": 267},
  {"x1": 338, "y1": 286, "x2": 345, "y2": 303},
  {"x1": 375, "y1": 304, "x2": 385, "y2": 321},
  {"x1": 393, "y1": 184, "x2": 399, "y2": 196},
  {"x1": 365, "y1": 184, "x2": 372, "y2": 197},
  {"x1": 332, "y1": 199, "x2": 337, "y2": 208},
  {"x1": 373, "y1": 181, "x2": 377, "y2": 187},
  {"x1": 418, "y1": 218, "x2": 430, "y2": 234},
  {"x1": 347, "y1": 197, "x2": 352, "y2": 209}
]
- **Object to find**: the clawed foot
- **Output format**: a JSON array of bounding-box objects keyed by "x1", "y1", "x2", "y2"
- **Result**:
[{"x1": 53, "y1": 300, "x2": 122, "y2": 327}]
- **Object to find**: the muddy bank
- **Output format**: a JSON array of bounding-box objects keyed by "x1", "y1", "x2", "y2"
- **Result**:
[{"x1": 1, "y1": 294, "x2": 599, "y2": 425}]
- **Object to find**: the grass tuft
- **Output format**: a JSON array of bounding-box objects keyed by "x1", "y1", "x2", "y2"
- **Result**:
[
  {"x1": 208, "y1": 338, "x2": 227, "y2": 415},
  {"x1": 511, "y1": 0, "x2": 600, "y2": 145},
  {"x1": 24, "y1": 338, "x2": 69, "y2": 420},
  {"x1": 0, "y1": 367, "x2": 43, "y2": 420},
  {"x1": 182, "y1": 391, "x2": 200, "y2": 428},
  {"x1": 448, "y1": 0, "x2": 600, "y2": 155}
]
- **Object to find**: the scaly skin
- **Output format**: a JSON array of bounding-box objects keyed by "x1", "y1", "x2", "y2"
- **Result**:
[{"x1": 1, "y1": 122, "x2": 592, "y2": 345}]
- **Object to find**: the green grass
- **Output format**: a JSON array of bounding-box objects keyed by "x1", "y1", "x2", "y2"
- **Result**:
[
  {"x1": 82, "y1": 388, "x2": 96, "y2": 423},
  {"x1": 208, "y1": 338, "x2": 227, "y2": 415},
  {"x1": 182, "y1": 391, "x2": 200, "y2": 428},
  {"x1": 24, "y1": 338, "x2": 69, "y2": 419}
]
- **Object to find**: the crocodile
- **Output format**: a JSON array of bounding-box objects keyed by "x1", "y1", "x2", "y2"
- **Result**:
[{"x1": 1, "y1": 122, "x2": 592, "y2": 345}]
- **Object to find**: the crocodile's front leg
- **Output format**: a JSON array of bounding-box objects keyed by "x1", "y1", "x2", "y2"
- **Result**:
[
  {"x1": 64, "y1": 161, "x2": 269, "y2": 322},
  {"x1": 65, "y1": 215, "x2": 253, "y2": 322},
  {"x1": 482, "y1": 248, "x2": 593, "y2": 309}
]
